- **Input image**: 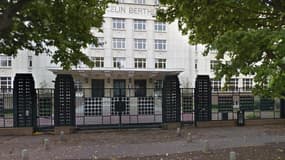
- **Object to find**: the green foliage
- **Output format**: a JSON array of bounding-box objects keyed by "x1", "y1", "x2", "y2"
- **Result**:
[
  {"x1": 0, "y1": 0, "x2": 114, "y2": 70},
  {"x1": 158, "y1": 0, "x2": 285, "y2": 98}
]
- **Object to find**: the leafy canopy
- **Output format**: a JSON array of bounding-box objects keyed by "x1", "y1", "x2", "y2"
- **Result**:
[
  {"x1": 0, "y1": 0, "x2": 113, "y2": 70},
  {"x1": 158, "y1": 0, "x2": 285, "y2": 97}
]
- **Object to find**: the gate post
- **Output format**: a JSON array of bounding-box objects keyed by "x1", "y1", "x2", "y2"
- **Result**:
[
  {"x1": 54, "y1": 74, "x2": 75, "y2": 133},
  {"x1": 194, "y1": 75, "x2": 212, "y2": 126},
  {"x1": 162, "y1": 75, "x2": 181, "y2": 128},
  {"x1": 13, "y1": 74, "x2": 37, "y2": 130}
]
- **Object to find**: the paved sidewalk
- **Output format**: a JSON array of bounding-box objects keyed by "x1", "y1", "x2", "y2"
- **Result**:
[{"x1": 0, "y1": 125, "x2": 285, "y2": 159}]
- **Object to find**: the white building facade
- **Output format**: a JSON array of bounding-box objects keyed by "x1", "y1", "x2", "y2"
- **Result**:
[{"x1": 0, "y1": 0, "x2": 254, "y2": 92}]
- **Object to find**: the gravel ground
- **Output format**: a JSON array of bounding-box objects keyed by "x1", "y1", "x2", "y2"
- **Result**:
[{"x1": 0, "y1": 125, "x2": 285, "y2": 160}]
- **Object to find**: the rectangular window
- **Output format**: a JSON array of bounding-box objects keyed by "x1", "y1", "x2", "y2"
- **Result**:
[
  {"x1": 243, "y1": 78, "x2": 253, "y2": 91},
  {"x1": 155, "y1": 59, "x2": 166, "y2": 69},
  {"x1": 226, "y1": 78, "x2": 239, "y2": 91},
  {"x1": 90, "y1": 37, "x2": 104, "y2": 49},
  {"x1": 91, "y1": 57, "x2": 104, "y2": 68},
  {"x1": 112, "y1": 38, "x2": 126, "y2": 49},
  {"x1": 154, "y1": 21, "x2": 166, "y2": 32},
  {"x1": 112, "y1": 18, "x2": 125, "y2": 30},
  {"x1": 210, "y1": 60, "x2": 219, "y2": 71},
  {"x1": 0, "y1": 77, "x2": 12, "y2": 93},
  {"x1": 134, "y1": 39, "x2": 146, "y2": 50},
  {"x1": 154, "y1": 80, "x2": 163, "y2": 96},
  {"x1": 113, "y1": 79, "x2": 126, "y2": 97},
  {"x1": 154, "y1": 0, "x2": 160, "y2": 5},
  {"x1": 154, "y1": 39, "x2": 167, "y2": 50},
  {"x1": 113, "y1": 57, "x2": 126, "y2": 68},
  {"x1": 0, "y1": 55, "x2": 12, "y2": 67},
  {"x1": 135, "y1": 80, "x2": 146, "y2": 97},
  {"x1": 28, "y1": 56, "x2": 32, "y2": 68},
  {"x1": 211, "y1": 79, "x2": 221, "y2": 91},
  {"x1": 134, "y1": 19, "x2": 146, "y2": 31},
  {"x1": 134, "y1": 58, "x2": 146, "y2": 69},
  {"x1": 134, "y1": 0, "x2": 145, "y2": 4},
  {"x1": 195, "y1": 59, "x2": 198, "y2": 70}
]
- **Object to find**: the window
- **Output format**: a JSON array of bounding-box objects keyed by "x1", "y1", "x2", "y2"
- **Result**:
[
  {"x1": 195, "y1": 59, "x2": 198, "y2": 70},
  {"x1": 134, "y1": 0, "x2": 145, "y2": 4},
  {"x1": 74, "y1": 80, "x2": 83, "y2": 93},
  {"x1": 113, "y1": 57, "x2": 126, "y2": 68},
  {"x1": 112, "y1": 18, "x2": 125, "y2": 30},
  {"x1": 243, "y1": 78, "x2": 253, "y2": 91},
  {"x1": 28, "y1": 56, "x2": 32, "y2": 68},
  {"x1": 210, "y1": 60, "x2": 219, "y2": 71},
  {"x1": 211, "y1": 79, "x2": 221, "y2": 91},
  {"x1": 155, "y1": 59, "x2": 166, "y2": 69},
  {"x1": 0, "y1": 77, "x2": 12, "y2": 93},
  {"x1": 90, "y1": 37, "x2": 104, "y2": 49},
  {"x1": 154, "y1": 39, "x2": 167, "y2": 50},
  {"x1": 0, "y1": 55, "x2": 12, "y2": 67},
  {"x1": 113, "y1": 80, "x2": 126, "y2": 97},
  {"x1": 134, "y1": 19, "x2": 146, "y2": 31},
  {"x1": 134, "y1": 39, "x2": 146, "y2": 50},
  {"x1": 134, "y1": 58, "x2": 146, "y2": 69},
  {"x1": 135, "y1": 80, "x2": 146, "y2": 97},
  {"x1": 154, "y1": 80, "x2": 163, "y2": 96},
  {"x1": 154, "y1": 0, "x2": 160, "y2": 5},
  {"x1": 154, "y1": 21, "x2": 166, "y2": 32},
  {"x1": 113, "y1": 38, "x2": 125, "y2": 49},
  {"x1": 91, "y1": 57, "x2": 104, "y2": 67},
  {"x1": 226, "y1": 78, "x2": 239, "y2": 91}
]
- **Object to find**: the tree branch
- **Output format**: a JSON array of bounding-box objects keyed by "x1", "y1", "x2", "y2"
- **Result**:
[{"x1": 0, "y1": 0, "x2": 32, "y2": 34}]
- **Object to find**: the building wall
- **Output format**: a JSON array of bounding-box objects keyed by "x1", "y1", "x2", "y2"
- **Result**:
[{"x1": 0, "y1": 1, "x2": 253, "y2": 90}]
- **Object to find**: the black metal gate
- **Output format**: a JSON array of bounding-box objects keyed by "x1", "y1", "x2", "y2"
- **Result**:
[
  {"x1": 36, "y1": 89, "x2": 54, "y2": 131},
  {"x1": 194, "y1": 75, "x2": 212, "y2": 123},
  {"x1": 162, "y1": 75, "x2": 181, "y2": 123},
  {"x1": 54, "y1": 74, "x2": 75, "y2": 126},
  {"x1": 281, "y1": 98, "x2": 285, "y2": 118},
  {"x1": 13, "y1": 74, "x2": 37, "y2": 129}
]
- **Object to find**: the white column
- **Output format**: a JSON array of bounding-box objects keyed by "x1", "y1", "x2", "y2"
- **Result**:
[
  {"x1": 130, "y1": 97, "x2": 138, "y2": 115},
  {"x1": 102, "y1": 97, "x2": 111, "y2": 116}
]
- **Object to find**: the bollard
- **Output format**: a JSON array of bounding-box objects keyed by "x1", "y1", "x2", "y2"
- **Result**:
[
  {"x1": 203, "y1": 140, "x2": 209, "y2": 153},
  {"x1": 243, "y1": 136, "x2": 247, "y2": 144},
  {"x1": 229, "y1": 151, "x2": 236, "y2": 160},
  {"x1": 60, "y1": 131, "x2": 65, "y2": 142},
  {"x1": 187, "y1": 132, "x2": 192, "y2": 143},
  {"x1": 176, "y1": 128, "x2": 181, "y2": 137},
  {"x1": 43, "y1": 138, "x2": 49, "y2": 150},
  {"x1": 21, "y1": 149, "x2": 28, "y2": 160}
]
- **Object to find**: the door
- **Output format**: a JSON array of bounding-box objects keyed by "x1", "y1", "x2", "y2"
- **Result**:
[
  {"x1": 135, "y1": 80, "x2": 146, "y2": 97},
  {"x1": 92, "y1": 79, "x2": 104, "y2": 97},
  {"x1": 113, "y1": 79, "x2": 126, "y2": 97}
]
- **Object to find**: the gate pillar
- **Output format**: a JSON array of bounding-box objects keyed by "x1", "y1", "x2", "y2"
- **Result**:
[
  {"x1": 162, "y1": 75, "x2": 181, "y2": 124},
  {"x1": 13, "y1": 74, "x2": 37, "y2": 129},
  {"x1": 194, "y1": 75, "x2": 212, "y2": 124},
  {"x1": 54, "y1": 74, "x2": 75, "y2": 127}
]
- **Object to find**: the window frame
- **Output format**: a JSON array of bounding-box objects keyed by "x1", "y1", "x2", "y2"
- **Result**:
[
  {"x1": 134, "y1": 19, "x2": 146, "y2": 31},
  {"x1": 134, "y1": 58, "x2": 146, "y2": 69},
  {"x1": 112, "y1": 38, "x2": 126, "y2": 49},
  {"x1": 112, "y1": 18, "x2": 125, "y2": 30},
  {"x1": 155, "y1": 59, "x2": 166, "y2": 69},
  {"x1": 134, "y1": 39, "x2": 147, "y2": 50},
  {"x1": 154, "y1": 39, "x2": 167, "y2": 51}
]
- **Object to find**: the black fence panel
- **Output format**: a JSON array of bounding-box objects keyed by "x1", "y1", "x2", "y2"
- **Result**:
[
  {"x1": 194, "y1": 75, "x2": 211, "y2": 121},
  {"x1": 13, "y1": 74, "x2": 37, "y2": 128},
  {"x1": 54, "y1": 74, "x2": 75, "y2": 126},
  {"x1": 162, "y1": 76, "x2": 181, "y2": 123}
]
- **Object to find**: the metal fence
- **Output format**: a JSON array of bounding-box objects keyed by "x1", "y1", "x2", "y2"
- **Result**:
[{"x1": 0, "y1": 88, "x2": 283, "y2": 129}]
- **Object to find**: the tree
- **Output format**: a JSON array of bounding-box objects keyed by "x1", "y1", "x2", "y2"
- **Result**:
[
  {"x1": 157, "y1": 0, "x2": 285, "y2": 97},
  {"x1": 0, "y1": 0, "x2": 113, "y2": 70}
]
